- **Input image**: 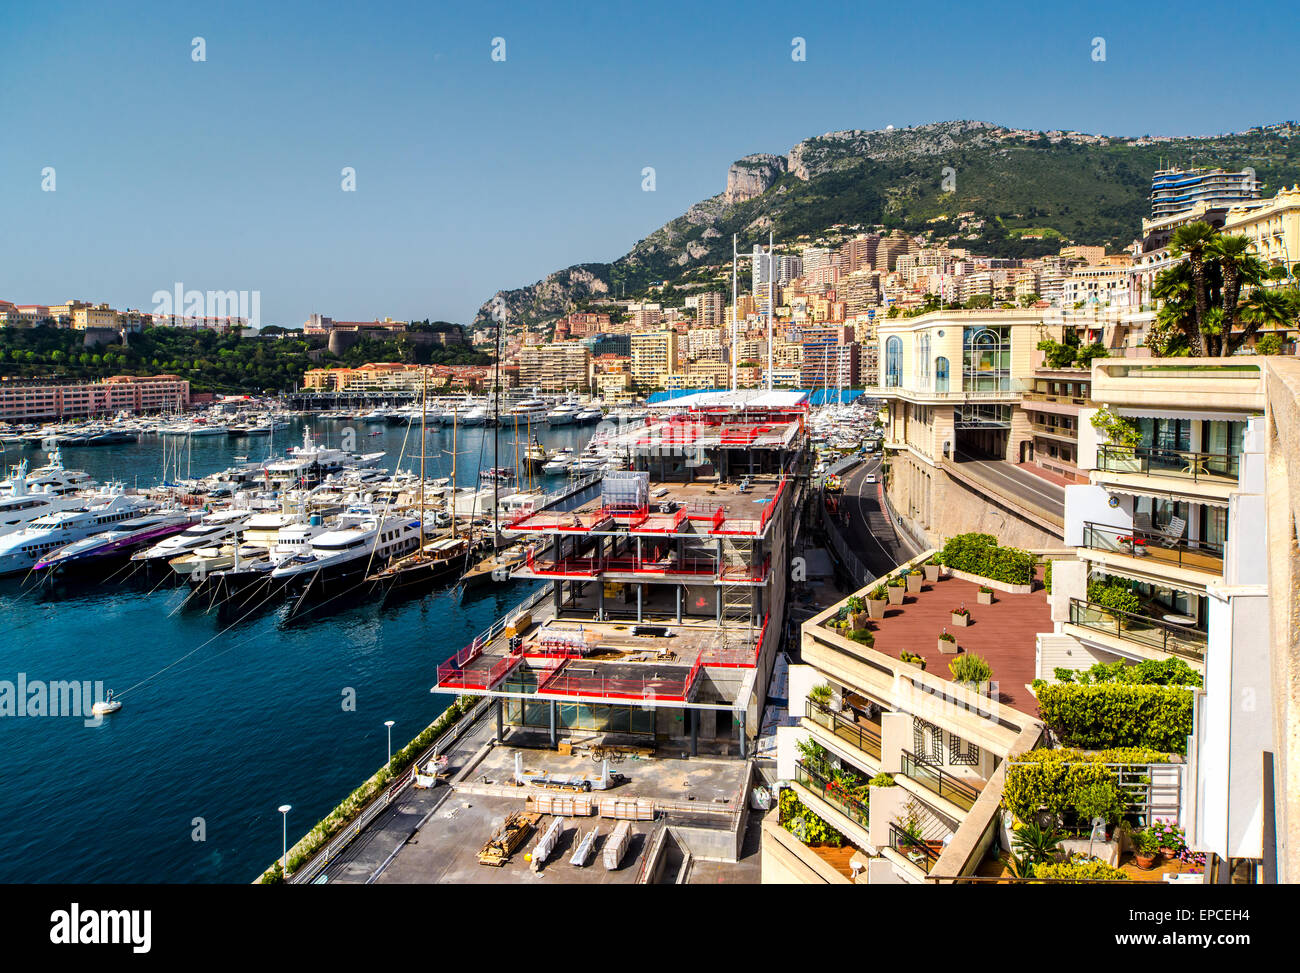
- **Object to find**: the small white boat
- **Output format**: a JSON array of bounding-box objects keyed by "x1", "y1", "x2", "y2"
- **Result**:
[{"x1": 91, "y1": 691, "x2": 122, "y2": 716}]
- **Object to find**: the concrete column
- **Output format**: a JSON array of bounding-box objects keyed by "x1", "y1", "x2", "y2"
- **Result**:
[
  {"x1": 597, "y1": 579, "x2": 605, "y2": 621},
  {"x1": 738, "y1": 709, "x2": 747, "y2": 759},
  {"x1": 676, "y1": 584, "x2": 682, "y2": 623},
  {"x1": 636, "y1": 583, "x2": 643, "y2": 623},
  {"x1": 495, "y1": 698, "x2": 503, "y2": 742},
  {"x1": 549, "y1": 700, "x2": 557, "y2": 748},
  {"x1": 689, "y1": 708, "x2": 698, "y2": 757}
]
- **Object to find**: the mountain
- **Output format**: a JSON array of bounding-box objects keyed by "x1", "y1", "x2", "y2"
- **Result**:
[{"x1": 473, "y1": 119, "x2": 1300, "y2": 330}]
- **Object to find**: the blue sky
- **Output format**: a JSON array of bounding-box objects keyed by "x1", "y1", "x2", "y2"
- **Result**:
[{"x1": 1, "y1": 0, "x2": 1296, "y2": 327}]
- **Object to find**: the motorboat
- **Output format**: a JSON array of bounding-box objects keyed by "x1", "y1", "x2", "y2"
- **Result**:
[
  {"x1": 0, "y1": 447, "x2": 96, "y2": 496},
  {"x1": 270, "y1": 510, "x2": 424, "y2": 586},
  {"x1": 0, "y1": 489, "x2": 157, "y2": 576},
  {"x1": 541, "y1": 448, "x2": 574, "y2": 475},
  {"x1": 34, "y1": 509, "x2": 198, "y2": 573},
  {"x1": 132, "y1": 508, "x2": 253, "y2": 562},
  {"x1": 0, "y1": 461, "x2": 90, "y2": 535}
]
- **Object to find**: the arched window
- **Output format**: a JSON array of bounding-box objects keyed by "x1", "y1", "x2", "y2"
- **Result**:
[
  {"x1": 935, "y1": 356, "x2": 950, "y2": 392},
  {"x1": 885, "y1": 336, "x2": 902, "y2": 387}
]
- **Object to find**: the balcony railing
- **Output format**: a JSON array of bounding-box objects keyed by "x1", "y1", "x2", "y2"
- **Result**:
[
  {"x1": 1081, "y1": 521, "x2": 1224, "y2": 576},
  {"x1": 900, "y1": 749, "x2": 981, "y2": 811},
  {"x1": 794, "y1": 760, "x2": 870, "y2": 831},
  {"x1": 1096, "y1": 444, "x2": 1239, "y2": 483},
  {"x1": 1068, "y1": 598, "x2": 1207, "y2": 662},
  {"x1": 889, "y1": 823, "x2": 941, "y2": 874},
  {"x1": 804, "y1": 699, "x2": 882, "y2": 760}
]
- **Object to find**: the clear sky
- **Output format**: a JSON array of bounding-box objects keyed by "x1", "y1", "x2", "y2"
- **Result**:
[{"x1": 2, "y1": 0, "x2": 1296, "y2": 327}]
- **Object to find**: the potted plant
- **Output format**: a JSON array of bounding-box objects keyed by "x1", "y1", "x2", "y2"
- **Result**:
[
  {"x1": 867, "y1": 585, "x2": 888, "y2": 618},
  {"x1": 1150, "y1": 820, "x2": 1185, "y2": 860},
  {"x1": 808, "y1": 682, "x2": 833, "y2": 710},
  {"x1": 905, "y1": 568, "x2": 923, "y2": 594},
  {"x1": 846, "y1": 594, "x2": 869, "y2": 630},
  {"x1": 1132, "y1": 828, "x2": 1160, "y2": 870},
  {"x1": 899, "y1": 650, "x2": 927, "y2": 670},
  {"x1": 948, "y1": 652, "x2": 992, "y2": 691},
  {"x1": 950, "y1": 604, "x2": 970, "y2": 627},
  {"x1": 937, "y1": 630, "x2": 958, "y2": 654},
  {"x1": 847, "y1": 628, "x2": 874, "y2": 647},
  {"x1": 1116, "y1": 534, "x2": 1148, "y2": 557},
  {"x1": 977, "y1": 585, "x2": 994, "y2": 605},
  {"x1": 895, "y1": 800, "x2": 929, "y2": 865},
  {"x1": 923, "y1": 557, "x2": 942, "y2": 582},
  {"x1": 886, "y1": 578, "x2": 906, "y2": 605}
]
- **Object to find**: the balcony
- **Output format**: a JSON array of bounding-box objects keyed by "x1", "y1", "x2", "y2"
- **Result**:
[
  {"x1": 1068, "y1": 598, "x2": 1207, "y2": 663},
  {"x1": 1081, "y1": 521, "x2": 1224, "y2": 578},
  {"x1": 804, "y1": 699, "x2": 883, "y2": 761},
  {"x1": 900, "y1": 749, "x2": 983, "y2": 811},
  {"x1": 794, "y1": 760, "x2": 871, "y2": 832},
  {"x1": 889, "y1": 822, "x2": 942, "y2": 875},
  {"x1": 1029, "y1": 421, "x2": 1077, "y2": 442},
  {"x1": 1096, "y1": 444, "x2": 1239, "y2": 484}
]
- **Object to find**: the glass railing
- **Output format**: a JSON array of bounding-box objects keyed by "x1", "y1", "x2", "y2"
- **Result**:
[
  {"x1": 794, "y1": 760, "x2": 870, "y2": 831},
  {"x1": 900, "y1": 749, "x2": 981, "y2": 811},
  {"x1": 1081, "y1": 521, "x2": 1224, "y2": 576},
  {"x1": 804, "y1": 699, "x2": 883, "y2": 760},
  {"x1": 889, "y1": 823, "x2": 941, "y2": 874},
  {"x1": 1096, "y1": 444, "x2": 1239, "y2": 483},
  {"x1": 1068, "y1": 598, "x2": 1207, "y2": 662}
]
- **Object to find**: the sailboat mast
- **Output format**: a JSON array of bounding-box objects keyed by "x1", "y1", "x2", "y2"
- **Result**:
[
  {"x1": 451, "y1": 409, "x2": 458, "y2": 541},
  {"x1": 419, "y1": 370, "x2": 427, "y2": 549},
  {"x1": 492, "y1": 312, "x2": 501, "y2": 550}
]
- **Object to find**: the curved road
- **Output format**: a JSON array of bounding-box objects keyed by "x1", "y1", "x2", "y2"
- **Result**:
[{"x1": 833, "y1": 455, "x2": 910, "y2": 580}]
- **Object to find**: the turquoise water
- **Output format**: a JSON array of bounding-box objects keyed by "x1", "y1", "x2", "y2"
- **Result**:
[{"x1": 0, "y1": 418, "x2": 591, "y2": 883}]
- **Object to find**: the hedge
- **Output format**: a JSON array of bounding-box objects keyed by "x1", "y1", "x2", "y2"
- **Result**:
[
  {"x1": 938, "y1": 533, "x2": 1035, "y2": 585},
  {"x1": 256, "y1": 695, "x2": 475, "y2": 883},
  {"x1": 1002, "y1": 746, "x2": 1174, "y2": 822},
  {"x1": 1032, "y1": 860, "x2": 1129, "y2": 882},
  {"x1": 1036, "y1": 683, "x2": 1194, "y2": 754}
]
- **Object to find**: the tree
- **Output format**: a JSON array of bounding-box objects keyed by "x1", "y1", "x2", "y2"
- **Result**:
[{"x1": 1237, "y1": 288, "x2": 1296, "y2": 355}]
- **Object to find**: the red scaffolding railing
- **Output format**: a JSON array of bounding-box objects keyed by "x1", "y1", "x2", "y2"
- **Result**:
[{"x1": 535, "y1": 661, "x2": 701, "y2": 701}]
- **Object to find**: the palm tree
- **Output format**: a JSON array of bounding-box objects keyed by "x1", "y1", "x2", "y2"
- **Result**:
[
  {"x1": 1235, "y1": 288, "x2": 1297, "y2": 355},
  {"x1": 1209, "y1": 234, "x2": 1267, "y2": 343},
  {"x1": 1011, "y1": 821, "x2": 1065, "y2": 866},
  {"x1": 1169, "y1": 222, "x2": 1219, "y2": 355}
]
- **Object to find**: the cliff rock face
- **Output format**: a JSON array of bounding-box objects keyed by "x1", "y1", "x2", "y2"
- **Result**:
[{"x1": 724, "y1": 154, "x2": 788, "y2": 203}]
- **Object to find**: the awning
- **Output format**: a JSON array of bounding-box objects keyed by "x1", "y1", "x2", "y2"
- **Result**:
[
  {"x1": 1116, "y1": 407, "x2": 1256, "y2": 422},
  {"x1": 1081, "y1": 557, "x2": 1206, "y2": 596},
  {"x1": 1103, "y1": 483, "x2": 1231, "y2": 508}
]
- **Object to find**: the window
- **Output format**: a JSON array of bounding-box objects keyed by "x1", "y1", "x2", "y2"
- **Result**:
[
  {"x1": 935, "y1": 356, "x2": 949, "y2": 392},
  {"x1": 885, "y1": 336, "x2": 902, "y2": 387}
]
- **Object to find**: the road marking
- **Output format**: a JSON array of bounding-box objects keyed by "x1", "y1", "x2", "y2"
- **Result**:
[{"x1": 954, "y1": 454, "x2": 1064, "y2": 508}]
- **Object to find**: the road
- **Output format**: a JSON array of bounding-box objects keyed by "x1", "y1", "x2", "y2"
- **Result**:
[
  {"x1": 834, "y1": 455, "x2": 911, "y2": 580},
  {"x1": 951, "y1": 451, "x2": 1066, "y2": 521},
  {"x1": 314, "y1": 702, "x2": 497, "y2": 884}
]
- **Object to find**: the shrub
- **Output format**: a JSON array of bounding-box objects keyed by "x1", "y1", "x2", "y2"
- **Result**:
[
  {"x1": 949, "y1": 653, "x2": 992, "y2": 682},
  {"x1": 1042, "y1": 560, "x2": 1052, "y2": 593},
  {"x1": 887, "y1": 576, "x2": 905, "y2": 588},
  {"x1": 1036, "y1": 683, "x2": 1194, "y2": 753},
  {"x1": 869, "y1": 585, "x2": 888, "y2": 601},
  {"x1": 1031, "y1": 860, "x2": 1128, "y2": 882},
  {"x1": 848, "y1": 628, "x2": 874, "y2": 646},
  {"x1": 1090, "y1": 407, "x2": 1141, "y2": 448},
  {"x1": 978, "y1": 585, "x2": 994, "y2": 594},
  {"x1": 1087, "y1": 578, "x2": 1141, "y2": 615},
  {"x1": 808, "y1": 683, "x2": 833, "y2": 706},
  {"x1": 1068, "y1": 658, "x2": 1202, "y2": 688},
  {"x1": 938, "y1": 532, "x2": 1035, "y2": 585},
  {"x1": 869, "y1": 773, "x2": 896, "y2": 787},
  {"x1": 778, "y1": 788, "x2": 844, "y2": 847},
  {"x1": 846, "y1": 595, "x2": 865, "y2": 612},
  {"x1": 1002, "y1": 747, "x2": 1174, "y2": 822},
  {"x1": 1131, "y1": 828, "x2": 1161, "y2": 855}
]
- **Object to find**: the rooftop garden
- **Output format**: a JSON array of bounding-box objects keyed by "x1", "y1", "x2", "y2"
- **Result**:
[{"x1": 936, "y1": 533, "x2": 1036, "y2": 586}]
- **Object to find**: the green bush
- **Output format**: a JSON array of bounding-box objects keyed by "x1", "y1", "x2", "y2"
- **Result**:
[
  {"x1": 1032, "y1": 860, "x2": 1128, "y2": 882},
  {"x1": 847, "y1": 628, "x2": 874, "y2": 646},
  {"x1": 1002, "y1": 747, "x2": 1174, "y2": 822},
  {"x1": 869, "y1": 585, "x2": 888, "y2": 601},
  {"x1": 938, "y1": 533, "x2": 1035, "y2": 585},
  {"x1": 1087, "y1": 578, "x2": 1141, "y2": 615},
  {"x1": 779, "y1": 788, "x2": 844, "y2": 847},
  {"x1": 1065, "y1": 658, "x2": 1202, "y2": 688},
  {"x1": 899, "y1": 650, "x2": 927, "y2": 670},
  {"x1": 869, "y1": 773, "x2": 896, "y2": 787},
  {"x1": 1042, "y1": 560, "x2": 1053, "y2": 593},
  {"x1": 949, "y1": 653, "x2": 992, "y2": 683},
  {"x1": 1036, "y1": 683, "x2": 1194, "y2": 753}
]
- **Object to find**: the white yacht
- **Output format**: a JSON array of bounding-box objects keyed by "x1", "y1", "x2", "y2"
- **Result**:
[
  {"x1": 0, "y1": 448, "x2": 96, "y2": 496},
  {"x1": 35, "y1": 510, "x2": 198, "y2": 573},
  {"x1": 457, "y1": 405, "x2": 489, "y2": 427},
  {"x1": 268, "y1": 516, "x2": 334, "y2": 566},
  {"x1": 0, "y1": 461, "x2": 90, "y2": 535},
  {"x1": 132, "y1": 508, "x2": 253, "y2": 562},
  {"x1": 262, "y1": 429, "x2": 385, "y2": 489},
  {"x1": 541, "y1": 448, "x2": 575, "y2": 475},
  {"x1": 508, "y1": 397, "x2": 550, "y2": 425},
  {"x1": 546, "y1": 398, "x2": 580, "y2": 425},
  {"x1": 0, "y1": 489, "x2": 157, "y2": 576},
  {"x1": 169, "y1": 541, "x2": 268, "y2": 579},
  {"x1": 270, "y1": 510, "x2": 423, "y2": 584}
]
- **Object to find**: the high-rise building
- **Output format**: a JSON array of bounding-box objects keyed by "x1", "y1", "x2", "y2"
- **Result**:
[
  {"x1": 1150, "y1": 167, "x2": 1260, "y2": 220},
  {"x1": 630, "y1": 328, "x2": 679, "y2": 388},
  {"x1": 695, "y1": 291, "x2": 725, "y2": 327},
  {"x1": 517, "y1": 342, "x2": 592, "y2": 391}
]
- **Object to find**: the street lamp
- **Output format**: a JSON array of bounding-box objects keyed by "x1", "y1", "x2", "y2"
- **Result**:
[
  {"x1": 384, "y1": 720, "x2": 395, "y2": 765},
  {"x1": 277, "y1": 804, "x2": 291, "y2": 878}
]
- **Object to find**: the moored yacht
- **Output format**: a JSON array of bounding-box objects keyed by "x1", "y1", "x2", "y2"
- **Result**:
[
  {"x1": 132, "y1": 508, "x2": 253, "y2": 562},
  {"x1": 270, "y1": 510, "x2": 424, "y2": 586},
  {"x1": 0, "y1": 489, "x2": 157, "y2": 576},
  {"x1": 34, "y1": 509, "x2": 197, "y2": 573}
]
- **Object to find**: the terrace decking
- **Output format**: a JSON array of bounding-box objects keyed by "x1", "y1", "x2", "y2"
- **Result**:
[{"x1": 861, "y1": 573, "x2": 1049, "y2": 717}]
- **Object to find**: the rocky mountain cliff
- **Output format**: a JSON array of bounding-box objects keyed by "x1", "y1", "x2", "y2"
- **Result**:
[{"x1": 474, "y1": 119, "x2": 1300, "y2": 330}]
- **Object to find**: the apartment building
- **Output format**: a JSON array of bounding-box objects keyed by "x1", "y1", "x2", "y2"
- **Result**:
[
  {"x1": 1045, "y1": 358, "x2": 1298, "y2": 882},
  {"x1": 1222, "y1": 185, "x2": 1300, "y2": 273},
  {"x1": 1151, "y1": 167, "x2": 1260, "y2": 220},
  {"x1": 630, "y1": 329, "x2": 678, "y2": 389},
  {"x1": 517, "y1": 342, "x2": 592, "y2": 392},
  {"x1": 0, "y1": 374, "x2": 190, "y2": 420},
  {"x1": 695, "y1": 291, "x2": 726, "y2": 328},
  {"x1": 1019, "y1": 367, "x2": 1094, "y2": 482}
]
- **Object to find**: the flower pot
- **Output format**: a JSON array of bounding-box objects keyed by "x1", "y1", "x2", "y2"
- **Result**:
[
  {"x1": 950, "y1": 612, "x2": 969, "y2": 627},
  {"x1": 886, "y1": 586, "x2": 905, "y2": 606},
  {"x1": 923, "y1": 564, "x2": 940, "y2": 582},
  {"x1": 849, "y1": 610, "x2": 870, "y2": 630},
  {"x1": 905, "y1": 574, "x2": 922, "y2": 594},
  {"x1": 1136, "y1": 852, "x2": 1157, "y2": 870},
  {"x1": 867, "y1": 598, "x2": 887, "y2": 618},
  {"x1": 938, "y1": 637, "x2": 958, "y2": 654},
  {"x1": 977, "y1": 590, "x2": 993, "y2": 605},
  {"x1": 1159, "y1": 847, "x2": 1176, "y2": 860}
]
